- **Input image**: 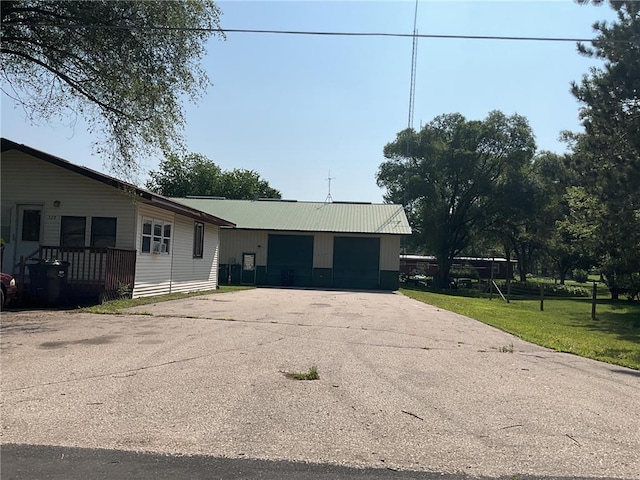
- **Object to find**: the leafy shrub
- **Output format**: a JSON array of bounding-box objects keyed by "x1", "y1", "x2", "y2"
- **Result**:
[
  {"x1": 450, "y1": 267, "x2": 479, "y2": 280},
  {"x1": 573, "y1": 269, "x2": 589, "y2": 283},
  {"x1": 505, "y1": 281, "x2": 590, "y2": 298},
  {"x1": 605, "y1": 272, "x2": 640, "y2": 301}
]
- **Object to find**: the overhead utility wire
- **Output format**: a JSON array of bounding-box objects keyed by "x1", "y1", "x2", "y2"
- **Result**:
[
  {"x1": 45, "y1": 24, "x2": 610, "y2": 43},
  {"x1": 222, "y1": 29, "x2": 600, "y2": 43}
]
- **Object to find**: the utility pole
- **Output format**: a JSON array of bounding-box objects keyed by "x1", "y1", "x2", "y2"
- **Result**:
[{"x1": 407, "y1": 0, "x2": 419, "y2": 130}]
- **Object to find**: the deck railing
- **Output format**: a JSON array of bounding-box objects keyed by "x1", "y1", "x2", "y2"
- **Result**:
[
  {"x1": 40, "y1": 246, "x2": 108, "y2": 289},
  {"x1": 36, "y1": 246, "x2": 137, "y2": 300},
  {"x1": 104, "y1": 247, "x2": 137, "y2": 299}
]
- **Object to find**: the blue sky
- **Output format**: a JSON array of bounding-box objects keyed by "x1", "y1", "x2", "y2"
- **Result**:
[{"x1": 1, "y1": 1, "x2": 616, "y2": 203}]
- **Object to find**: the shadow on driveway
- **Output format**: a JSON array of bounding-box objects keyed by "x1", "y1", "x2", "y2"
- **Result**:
[{"x1": 1, "y1": 444, "x2": 613, "y2": 480}]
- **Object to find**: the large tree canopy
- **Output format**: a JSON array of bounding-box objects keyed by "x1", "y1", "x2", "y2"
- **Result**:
[
  {"x1": 377, "y1": 111, "x2": 536, "y2": 286},
  {"x1": 570, "y1": 0, "x2": 640, "y2": 297},
  {"x1": 147, "y1": 153, "x2": 282, "y2": 200},
  {"x1": 1, "y1": 0, "x2": 223, "y2": 172}
]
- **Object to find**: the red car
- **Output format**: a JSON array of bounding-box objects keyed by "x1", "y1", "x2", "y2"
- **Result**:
[{"x1": 1, "y1": 272, "x2": 17, "y2": 310}]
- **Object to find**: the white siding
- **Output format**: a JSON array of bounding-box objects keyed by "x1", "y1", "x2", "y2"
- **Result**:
[
  {"x1": 1, "y1": 150, "x2": 222, "y2": 298},
  {"x1": 380, "y1": 235, "x2": 401, "y2": 270},
  {"x1": 132, "y1": 204, "x2": 175, "y2": 298},
  {"x1": 132, "y1": 204, "x2": 221, "y2": 298},
  {"x1": 170, "y1": 215, "x2": 219, "y2": 293},
  {"x1": 1, "y1": 151, "x2": 137, "y2": 271},
  {"x1": 219, "y1": 229, "x2": 268, "y2": 265}
]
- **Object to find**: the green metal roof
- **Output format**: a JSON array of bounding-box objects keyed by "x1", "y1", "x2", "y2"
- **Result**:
[{"x1": 173, "y1": 198, "x2": 412, "y2": 235}]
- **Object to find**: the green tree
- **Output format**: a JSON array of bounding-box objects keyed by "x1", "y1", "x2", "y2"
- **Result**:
[
  {"x1": 147, "y1": 153, "x2": 281, "y2": 200},
  {"x1": 377, "y1": 111, "x2": 536, "y2": 287},
  {"x1": 551, "y1": 185, "x2": 602, "y2": 276},
  {"x1": 570, "y1": 0, "x2": 640, "y2": 298},
  {"x1": 217, "y1": 169, "x2": 282, "y2": 201},
  {"x1": 533, "y1": 153, "x2": 596, "y2": 283},
  {"x1": 1, "y1": 0, "x2": 223, "y2": 172},
  {"x1": 485, "y1": 152, "x2": 543, "y2": 282}
]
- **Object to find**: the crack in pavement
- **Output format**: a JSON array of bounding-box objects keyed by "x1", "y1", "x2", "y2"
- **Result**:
[{"x1": 1, "y1": 336, "x2": 287, "y2": 393}]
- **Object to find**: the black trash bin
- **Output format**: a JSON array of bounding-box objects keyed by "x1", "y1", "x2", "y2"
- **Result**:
[{"x1": 27, "y1": 260, "x2": 69, "y2": 305}]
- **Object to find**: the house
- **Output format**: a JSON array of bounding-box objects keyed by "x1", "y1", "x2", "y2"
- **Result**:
[
  {"x1": 1, "y1": 138, "x2": 234, "y2": 301},
  {"x1": 173, "y1": 197, "x2": 412, "y2": 290},
  {"x1": 399, "y1": 254, "x2": 516, "y2": 280}
]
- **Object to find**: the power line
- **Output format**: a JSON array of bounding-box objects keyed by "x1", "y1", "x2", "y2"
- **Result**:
[
  {"x1": 43, "y1": 24, "x2": 615, "y2": 43},
  {"x1": 222, "y1": 29, "x2": 602, "y2": 43}
]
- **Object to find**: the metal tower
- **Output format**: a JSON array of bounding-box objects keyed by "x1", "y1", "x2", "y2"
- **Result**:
[
  {"x1": 325, "y1": 171, "x2": 335, "y2": 203},
  {"x1": 407, "y1": 0, "x2": 419, "y2": 130}
]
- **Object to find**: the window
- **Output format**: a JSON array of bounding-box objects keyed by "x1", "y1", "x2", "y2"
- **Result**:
[
  {"x1": 141, "y1": 217, "x2": 171, "y2": 254},
  {"x1": 162, "y1": 224, "x2": 171, "y2": 253},
  {"x1": 91, "y1": 217, "x2": 117, "y2": 247},
  {"x1": 21, "y1": 209, "x2": 41, "y2": 241},
  {"x1": 141, "y1": 218, "x2": 152, "y2": 253},
  {"x1": 193, "y1": 222, "x2": 204, "y2": 258},
  {"x1": 60, "y1": 216, "x2": 86, "y2": 246}
]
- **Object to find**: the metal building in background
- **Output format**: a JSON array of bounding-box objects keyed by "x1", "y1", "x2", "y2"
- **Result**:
[{"x1": 174, "y1": 198, "x2": 412, "y2": 290}]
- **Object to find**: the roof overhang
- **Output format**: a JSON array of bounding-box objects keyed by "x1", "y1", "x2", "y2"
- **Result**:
[{"x1": 1, "y1": 138, "x2": 235, "y2": 228}]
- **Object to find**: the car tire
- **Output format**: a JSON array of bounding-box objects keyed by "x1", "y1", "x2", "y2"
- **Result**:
[{"x1": 0, "y1": 288, "x2": 5, "y2": 311}]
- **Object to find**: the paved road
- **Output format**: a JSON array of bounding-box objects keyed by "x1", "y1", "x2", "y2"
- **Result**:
[
  {"x1": 1, "y1": 288, "x2": 639, "y2": 479},
  {"x1": 0, "y1": 444, "x2": 622, "y2": 480}
]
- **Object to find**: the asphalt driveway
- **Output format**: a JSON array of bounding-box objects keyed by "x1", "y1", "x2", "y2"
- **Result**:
[{"x1": 1, "y1": 288, "x2": 639, "y2": 478}]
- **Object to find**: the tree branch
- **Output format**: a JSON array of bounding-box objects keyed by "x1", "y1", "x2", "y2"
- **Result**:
[{"x1": 1, "y1": 47, "x2": 130, "y2": 118}]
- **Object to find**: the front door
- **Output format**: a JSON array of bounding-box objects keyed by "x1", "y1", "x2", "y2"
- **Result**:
[
  {"x1": 241, "y1": 253, "x2": 256, "y2": 284},
  {"x1": 14, "y1": 204, "x2": 43, "y2": 268}
]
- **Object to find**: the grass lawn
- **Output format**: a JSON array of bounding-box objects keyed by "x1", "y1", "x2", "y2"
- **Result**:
[
  {"x1": 83, "y1": 285, "x2": 253, "y2": 314},
  {"x1": 401, "y1": 287, "x2": 640, "y2": 370}
]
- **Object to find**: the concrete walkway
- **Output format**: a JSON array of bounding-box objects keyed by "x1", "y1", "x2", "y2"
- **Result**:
[{"x1": 1, "y1": 288, "x2": 639, "y2": 478}]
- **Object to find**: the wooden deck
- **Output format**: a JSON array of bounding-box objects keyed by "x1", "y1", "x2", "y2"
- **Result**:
[{"x1": 21, "y1": 246, "x2": 136, "y2": 303}]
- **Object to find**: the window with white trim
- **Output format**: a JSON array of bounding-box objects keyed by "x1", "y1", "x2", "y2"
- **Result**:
[{"x1": 141, "y1": 217, "x2": 171, "y2": 254}]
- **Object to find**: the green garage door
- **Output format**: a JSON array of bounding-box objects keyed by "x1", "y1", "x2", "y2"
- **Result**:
[
  {"x1": 333, "y1": 237, "x2": 380, "y2": 289},
  {"x1": 266, "y1": 234, "x2": 314, "y2": 287}
]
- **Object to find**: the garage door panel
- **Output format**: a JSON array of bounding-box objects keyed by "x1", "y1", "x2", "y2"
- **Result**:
[
  {"x1": 266, "y1": 234, "x2": 314, "y2": 286},
  {"x1": 333, "y1": 237, "x2": 380, "y2": 289}
]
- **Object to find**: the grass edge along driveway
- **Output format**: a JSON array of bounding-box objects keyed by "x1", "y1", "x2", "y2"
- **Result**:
[
  {"x1": 83, "y1": 286, "x2": 253, "y2": 314},
  {"x1": 401, "y1": 287, "x2": 640, "y2": 370}
]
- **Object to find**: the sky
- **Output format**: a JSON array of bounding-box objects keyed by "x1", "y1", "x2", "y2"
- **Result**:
[{"x1": 1, "y1": 1, "x2": 617, "y2": 203}]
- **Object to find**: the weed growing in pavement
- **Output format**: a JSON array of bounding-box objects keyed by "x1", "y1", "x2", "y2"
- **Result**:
[
  {"x1": 499, "y1": 343, "x2": 515, "y2": 353},
  {"x1": 285, "y1": 365, "x2": 320, "y2": 380}
]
